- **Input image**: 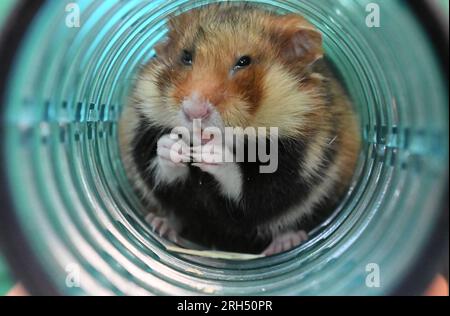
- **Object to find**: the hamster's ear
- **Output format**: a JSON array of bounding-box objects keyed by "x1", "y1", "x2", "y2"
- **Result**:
[
  {"x1": 154, "y1": 12, "x2": 193, "y2": 58},
  {"x1": 154, "y1": 39, "x2": 170, "y2": 57},
  {"x1": 267, "y1": 15, "x2": 323, "y2": 66}
]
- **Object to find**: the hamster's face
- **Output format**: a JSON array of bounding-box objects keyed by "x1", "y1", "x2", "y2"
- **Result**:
[{"x1": 135, "y1": 5, "x2": 325, "y2": 137}]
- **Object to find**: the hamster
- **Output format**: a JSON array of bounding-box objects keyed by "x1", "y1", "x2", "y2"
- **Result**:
[{"x1": 119, "y1": 3, "x2": 360, "y2": 255}]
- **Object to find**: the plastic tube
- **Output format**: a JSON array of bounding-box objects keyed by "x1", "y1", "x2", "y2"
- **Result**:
[{"x1": 0, "y1": 0, "x2": 448, "y2": 295}]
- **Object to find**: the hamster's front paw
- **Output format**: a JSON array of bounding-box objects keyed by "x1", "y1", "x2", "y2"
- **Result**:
[
  {"x1": 153, "y1": 134, "x2": 190, "y2": 184},
  {"x1": 145, "y1": 213, "x2": 178, "y2": 243},
  {"x1": 157, "y1": 134, "x2": 190, "y2": 167},
  {"x1": 262, "y1": 230, "x2": 308, "y2": 256}
]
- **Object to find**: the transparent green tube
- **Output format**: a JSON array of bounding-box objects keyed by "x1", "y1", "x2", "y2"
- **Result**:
[{"x1": 1, "y1": 0, "x2": 448, "y2": 295}]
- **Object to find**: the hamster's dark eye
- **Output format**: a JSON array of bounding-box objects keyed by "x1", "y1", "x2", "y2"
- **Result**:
[
  {"x1": 181, "y1": 50, "x2": 193, "y2": 66},
  {"x1": 235, "y1": 56, "x2": 252, "y2": 69}
]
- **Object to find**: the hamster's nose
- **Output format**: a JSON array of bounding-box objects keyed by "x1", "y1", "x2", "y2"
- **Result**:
[
  {"x1": 182, "y1": 94, "x2": 212, "y2": 121},
  {"x1": 183, "y1": 104, "x2": 211, "y2": 121}
]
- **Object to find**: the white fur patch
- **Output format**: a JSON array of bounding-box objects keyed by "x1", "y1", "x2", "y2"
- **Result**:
[
  {"x1": 133, "y1": 66, "x2": 181, "y2": 129},
  {"x1": 193, "y1": 162, "x2": 243, "y2": 201},
  {"x1": 212, "y1": 162, "x2": 243, "y2": 201}
]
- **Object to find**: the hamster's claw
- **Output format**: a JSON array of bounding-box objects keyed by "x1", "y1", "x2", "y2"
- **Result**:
[
  {"x1": 145, "y1": 213, "x2": 178, "y2": 243},
  {"x1": 262, "y1": 230, "x2": 308, "y2": 256}
]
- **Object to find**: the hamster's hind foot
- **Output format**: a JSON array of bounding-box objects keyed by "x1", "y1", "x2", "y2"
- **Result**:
[
  {"x1": 262, "y1": 230, "x2": 308, "y2": 256},
  {"x1": 146, "y1": 213, "x2": 178, "y2": 243}
]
